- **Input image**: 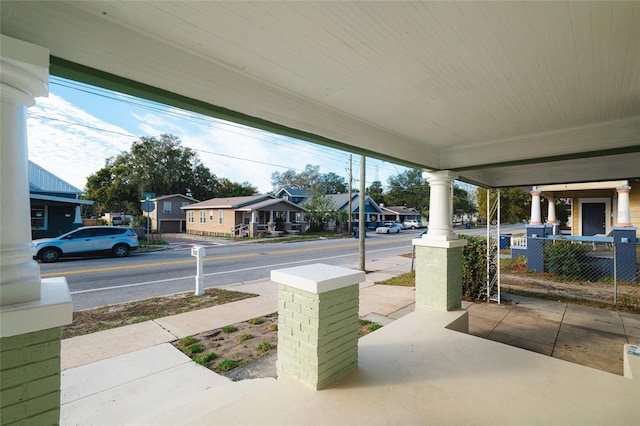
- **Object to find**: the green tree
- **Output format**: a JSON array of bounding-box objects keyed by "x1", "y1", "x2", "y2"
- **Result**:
[
  {"x1": 366, "y1": 180, "x2": 385, "y2": 204},
  {"x1": 385, "y1": 169, "x2": 429, "y2": 215},
  {"x1": 317, "y1": 172, "x2": 348, "y2": 194},
  {"x1": 271, "y1": 164, "x2": 347, "y2": 194},
  {"x1": 302, "y1": 194, "x2": 338, "y2": 232},
  {"x1": 453, "y1": 184, "x2": 477, "y2": 223},
  {"x1": 476, "y1": 187, "x2": 530, "y2": 224},
  {"x1": 85, "y1": 134, "x2": 256, "y2": 214}
]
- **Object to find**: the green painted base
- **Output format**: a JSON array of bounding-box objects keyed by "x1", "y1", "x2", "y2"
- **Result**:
[
  {"x1": 415, "y1": 245, "x2": 463, "y2": 311},
  {"x1": 1, "y1": 327, "x2": 61, "y2": 425}
]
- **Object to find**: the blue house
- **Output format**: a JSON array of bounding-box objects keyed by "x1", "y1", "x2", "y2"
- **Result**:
[{"x1": 29, "y1": 161, "x2": 94, "y2": 238}]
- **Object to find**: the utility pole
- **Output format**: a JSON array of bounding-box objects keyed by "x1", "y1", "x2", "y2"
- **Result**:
[
  {"x1": 359, "y1": 155, "x2": 366, "y2": 271},
  {"x1": 348, "y1": 154, "x2": 352, "y2": 234}
]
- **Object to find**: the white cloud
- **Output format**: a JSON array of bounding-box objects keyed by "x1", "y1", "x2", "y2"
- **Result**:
[
  {"x1": 27, "y1": 94, "x2": 136, "y2": 190},
  {"x1": 27, "y1": 90, "x2": 402, "y2": 196}
]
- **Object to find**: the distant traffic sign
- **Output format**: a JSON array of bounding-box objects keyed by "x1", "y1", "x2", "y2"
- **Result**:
[
  {"x1": 142, "y1": 192, "x2": 156, "y2": 201},
  {"x1": 141, "y1": 200, "x2": 155, "y2": 213}
]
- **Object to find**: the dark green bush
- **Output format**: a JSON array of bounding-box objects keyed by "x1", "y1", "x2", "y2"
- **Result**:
[
  {"x1": 543, "y1": 239, "x2": 593, "y2": 280},
  {"x1": 460, "y1": 235, "x2": 494, "y2": 301}
]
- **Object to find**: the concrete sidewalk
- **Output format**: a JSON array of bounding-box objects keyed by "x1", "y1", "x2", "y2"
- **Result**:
[{"x1": 60, "y1": 255, "x2": 416, "y2": 370}]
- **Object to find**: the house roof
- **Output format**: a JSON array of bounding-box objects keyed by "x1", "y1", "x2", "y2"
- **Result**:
[
  {"x1": 152, "y1": 194, "x2": 200, "y2": 203},
  {"x1": 5, "y1": 3, "x2": 639, "y2": 187},
  {"x1": 30, "y1": 193, "x2": 94, "y2": 206},
  {"x1": 29, "y1": 161, "x2": 82, "y2": 194},
  {"x1": 182, "y1": 194, "x2": 306, "y2": 212},
  {"x1": 380, "y1": 206, "x2": 420, "y2": 215},
  {"x1": 182, "y1": 195, "x2": 271, "y2": 210},
  {"x1": 276, "y1": 188, "x2": 311, "y2": 198},
  {"x1": 326, "y1": 194, "x2": 382, "y2": 214}
]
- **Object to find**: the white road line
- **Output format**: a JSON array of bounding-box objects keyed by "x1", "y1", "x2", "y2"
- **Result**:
[{"x1": 69, "y1": 246, "x2": 405, "y2": 295}]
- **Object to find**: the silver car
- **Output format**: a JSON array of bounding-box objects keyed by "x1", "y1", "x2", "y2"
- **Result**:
[{"x1": 33, "y1": 226, "x2": 139, "y2": 263}]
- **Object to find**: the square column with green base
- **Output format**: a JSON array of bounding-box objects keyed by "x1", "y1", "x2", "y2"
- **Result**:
[
  {"x1": 413, "y1": 238, "x2": 468, "y2": 311},
  {"x1": 272, "y1": 264, "x2": 365, "y2": 390}
]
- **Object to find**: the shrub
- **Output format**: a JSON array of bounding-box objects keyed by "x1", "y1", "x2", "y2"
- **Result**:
[
  {"x1": 460, "y1": 235, "x2": 492, "y2": 301},
  {"x1": 543, "y1": 239, "x2": 594, "y2": 280}
]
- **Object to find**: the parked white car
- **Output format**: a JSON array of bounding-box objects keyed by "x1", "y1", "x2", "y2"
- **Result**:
[
  {"x1": 33, "y1": 226, "x2": 139, "y2": 263},
  {"x1": 404, "y1": 220, "x2": 424, "y2": 229},
  {"x1": 376, "y1": 223, "x2": 402, "y2": 234}
]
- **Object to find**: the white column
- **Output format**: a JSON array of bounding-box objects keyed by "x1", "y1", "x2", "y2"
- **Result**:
[
  {"x1": 615, "y1": 185, "x2": 632, "y2": 226},
  {"x1": 546, "y1": 197, "x2": 557, "y2": 224},
  {"x1": 73, "y1": 205, "x2": 83, "y2": 226},
  {"x1": 422, "y1": 170, "x2": 458, "y2": 241},
  {"x1": 0, "y1": 35, "x2": 49, "y2": 306},
  {"x1": 530, "y1": 190, "x2": 543, "y2": 225}
]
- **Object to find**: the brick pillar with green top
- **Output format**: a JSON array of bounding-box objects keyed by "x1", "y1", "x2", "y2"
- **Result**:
[{"x1": 272, "y1": 264, "x2": 364, "y2": 390}]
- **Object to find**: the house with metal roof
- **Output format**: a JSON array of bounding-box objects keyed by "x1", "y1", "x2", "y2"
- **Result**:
[{"x1": 29, "y1": 161, "x2": 94, "y2": 238}]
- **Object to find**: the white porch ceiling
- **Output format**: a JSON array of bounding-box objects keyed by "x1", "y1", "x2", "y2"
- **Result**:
[{"x1": 2, "y1": 1, "x2": 639, "y2": 187}]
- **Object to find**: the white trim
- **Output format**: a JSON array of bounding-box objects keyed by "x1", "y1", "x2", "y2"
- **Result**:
[
  {"x1": 578, "y1": 197, "x2": 611, "y2": 236},
  {"x1": 0, "y1": 277, "x2": 72, "y2": 337}
]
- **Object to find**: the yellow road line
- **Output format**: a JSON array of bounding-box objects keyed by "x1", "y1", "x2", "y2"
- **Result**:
[{"x1": 40, "y1": 237, "x2": 412, "y2": 278}]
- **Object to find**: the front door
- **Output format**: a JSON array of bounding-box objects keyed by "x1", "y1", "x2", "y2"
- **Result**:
[{"x1": 582, "y1": 203, "x2": 606, "y2": 236}]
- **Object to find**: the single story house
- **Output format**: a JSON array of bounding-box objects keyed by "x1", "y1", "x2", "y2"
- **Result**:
[
  {"x1": 182, "y1": 194, "x2": 307, "y2": 237},
  {"x1": 29, "y1": 161, "x2": 94, "y2": 238},
  {"x1": 148, "y1": 194, "x2": 199, "y2": 233},
  {"x1": 379, "y1": 204, "x2": 422, "y2": 225}
]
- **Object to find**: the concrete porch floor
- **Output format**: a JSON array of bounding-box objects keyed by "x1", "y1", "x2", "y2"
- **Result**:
[
  {"x1": 59, "y1": 255, "x2": 639, "y2": 425},
  {"x1": 138, "y1": 308, "x2": 638, "y2": 425}
]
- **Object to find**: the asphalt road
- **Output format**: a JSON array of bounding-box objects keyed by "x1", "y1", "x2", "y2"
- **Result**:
[{"x1": 39, "y1": 230, "x2": 422, "y2": 311}]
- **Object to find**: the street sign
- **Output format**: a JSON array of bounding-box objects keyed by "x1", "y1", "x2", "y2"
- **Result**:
[
  {"x1": 142, "y1": 192, "x2": 156, "y2": 201},
  {"x1": 141, "y1": 200, "x2": 155, "y2": 213}
]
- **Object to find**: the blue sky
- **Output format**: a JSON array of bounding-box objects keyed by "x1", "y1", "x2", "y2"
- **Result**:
[{"x1": 26, "y1": 77, "x2": 410, "y2": 194}]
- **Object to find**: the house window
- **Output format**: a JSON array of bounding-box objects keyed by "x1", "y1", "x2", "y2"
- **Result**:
[
  {"x1": 187, "y1": 211, "x2": 194, "y2": 223},
  {"x1": 199, "y1": 211, "x2": 206, "y2": 224},
  {"x1": 181, "y1": 202, "x2": 189, "y2": 208},
  {"x1": 31, "y1": 207, "x2": 46, "y2": 229},
  {"x1": 210, "y1": 210, "x2": 214, "y2": 221},
  {"x1": 218, "y1": 209, "x2": 224, "y2": 225},
  {"x1": 163, "y1": 202, "x2": 172, "y2": 213}
]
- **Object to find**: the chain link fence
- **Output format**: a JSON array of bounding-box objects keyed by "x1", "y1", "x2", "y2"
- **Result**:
[{"x1": 502, "y1": 236, "x2": 640, "y2": 309}]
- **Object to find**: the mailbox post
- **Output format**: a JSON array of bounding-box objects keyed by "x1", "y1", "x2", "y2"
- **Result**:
[{"x1": 191, "y1": 245, "x2": 205, "y2": 296}]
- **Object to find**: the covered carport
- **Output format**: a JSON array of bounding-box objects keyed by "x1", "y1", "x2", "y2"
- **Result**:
[{"x1": 1, "y1": 2, "x2": 639, "y2": 424}]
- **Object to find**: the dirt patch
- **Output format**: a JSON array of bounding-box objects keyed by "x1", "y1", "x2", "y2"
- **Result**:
[
  {"x1": 63, "y1": 289, "x2": 383, "y2": 379},
  {"x1": 62, "y1": 288, "x2": 256, "y2": 339},
  {"x1": 172, "y1": 316, "x2": 382, "y2": 378},
  {"x1": 502, "y1": 273, "x2": 640, "y2": 312},
  {"x1": 172, "y1": 313, "x2": 279, "y2": 375}
]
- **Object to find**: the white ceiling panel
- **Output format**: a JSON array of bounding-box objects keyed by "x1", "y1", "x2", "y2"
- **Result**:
[{"x1": 1, "y1": 1, "x2": 639, "y2": 187}]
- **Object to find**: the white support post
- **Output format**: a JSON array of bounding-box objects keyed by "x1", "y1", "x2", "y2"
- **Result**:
[
  {"x1": 530, "y1": 190, "x2": 542, "y2": 225},
  {"x1": 615, "y1": 186, "x2": 632, "y2": 227},
  {"x1": 191, "y1": 245, "x2": 205, "y2": 296}
]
